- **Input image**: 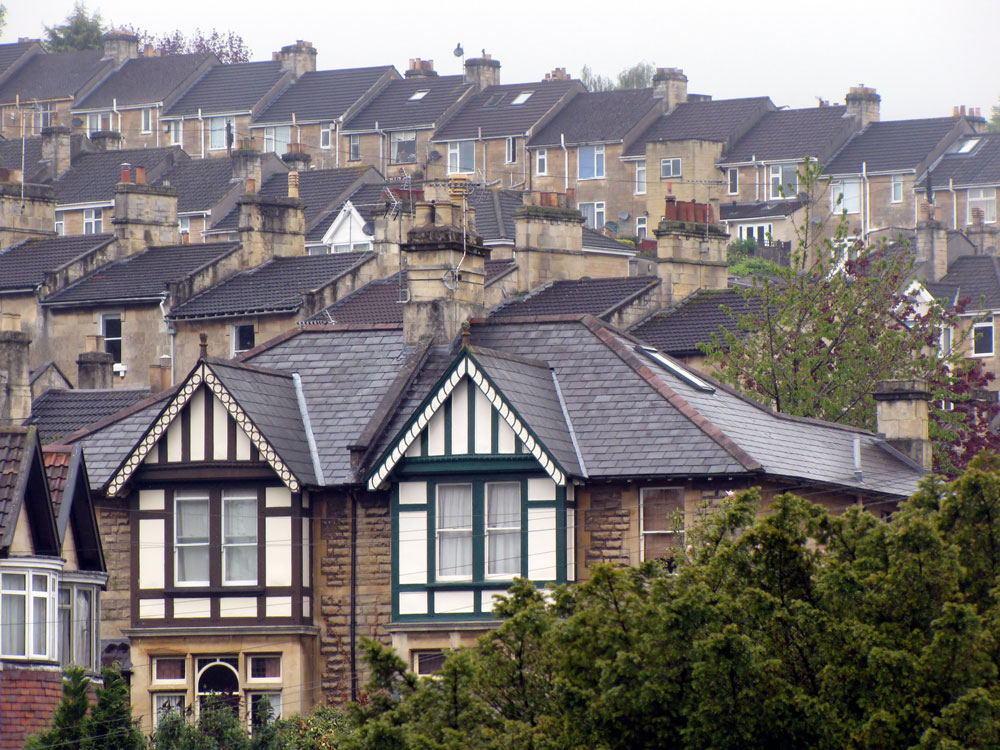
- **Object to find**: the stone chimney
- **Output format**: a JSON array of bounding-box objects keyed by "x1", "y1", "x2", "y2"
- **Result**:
[
  {"x1": 276, "y1": 40, "x2": 317, "y2": 78},
  {"x1": 652, "y1": 68, "x2": 688, "y2": 111},
  {"x1": 464, "y1": 55, "x2": 501, "y2": 91},
  {"x1": 281, "y1": 142, "x2": 311, "y2": 169},
  {"x1": 913, "y1": 204, "x2": 950, "y2": 281},
  {"x1": 0, "y1": 313, "x2": 30, "y2": 426},
  {"x1": 405, "y1": 58, "x2": 438, "y2": 78},
  {"x1": 0, "y1": 180, "x2": 56, "y2": 247},
  {"x1": 846, "y1": 85, "x2": 880, "y2": 129},
  {"x1": 874, "y1": 379, "x2": 932, "y2": 471},
  {"x1": 77, "y1": 335, "x2": 113, "y2": 390},
  {"x1": 512, "y1": 202, "x2": 586, "y2": 293},
  {"x1": 41, "y1": 125, "x2": 72, "y2": 178},
  {"x1": 112, "y1": 165, "x2": 180, "y2": 257},
  {"x1": 102, "y1": 29, "x2": 140, "y2": 67},
  {"x1": 654, "y1": 198, "x2": 728, "y2": 307},
  {"x1": 231, "y1": 147, "x2": 263, "y2": 192},
  {"x1": 237, "y1": 192, "x2": 306, "y2": 266},
  {"x1": 403, "y1": 192, "x2": 488, "y2": 346},
  {"x1": 90, "y1": 131, "x2": 123, "y2": 151},
  {"x1": 544, "y1": 67, "x2": 570, "y2": 82}
]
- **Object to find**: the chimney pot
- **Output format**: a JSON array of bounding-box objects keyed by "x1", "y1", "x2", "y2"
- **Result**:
[
  {"x1": 134, "y1": 166, "x2": 146, "y2": 184},
  {"x1": 120, "y1": 164, "x2": 132, "y2": 183}
]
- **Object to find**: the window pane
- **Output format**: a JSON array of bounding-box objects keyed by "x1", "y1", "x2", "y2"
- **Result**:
[
  {"x1": 2, "y1": 592, "x2": 25, "y2": 655},
  {"x1": 415, "y1": 651, "x2": 446, "y2": 675},
  {"x1": 438, "y1": 485, "x2": 472, "y2": 529},
  {"x1": 644, "y1": 531, "x2": 681, "y2": 560},
  {"x1": 156, "y1": 658, "x2": 186, "y2": 680},
  {"x1": 974, "y1": 324, "x2": 993, "y2": 355},
  {"x1": 177, "y1": 498, "x2": 209, "y2": 541},
  {"x1": 59, "y1": 587, "x2": 72, "y2": 666},
  {"x1": 177, "y1": 547, "x2": 209, "y2": 583},
  {"x1": 75, "y1": 589, "x2": 92, "y2": 669},
  {"x1": 32, "y1": 595, "x2": 47, "y2": 655},
  {"x1": 250, "y1": 693, "x2": 281, "y2": 726},
  {"x1": 439, "y1": 532, "x2": 472, "y2": 577},
  {"x1": 579, "y1": 146, "x2": 595, "y2": 179},
  {"x1": 459, "y1": 141, "x2": 474, "y2": 172},
  {"x1": 250, "y1": 656, "x2": 280, "y2": 679},
  {"x1": 224, "y1": 497, "x2": 257, "y2": 542}
]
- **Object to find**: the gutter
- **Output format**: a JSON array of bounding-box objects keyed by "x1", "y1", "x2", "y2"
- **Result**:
[{"x1": 293, "y1": 372, "x2": 325, "y2": 485}]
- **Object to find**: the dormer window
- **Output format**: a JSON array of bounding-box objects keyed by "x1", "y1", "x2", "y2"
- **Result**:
[
  {"x1": 409, "y1": 90, "x2": 429, "y2": 101},
  {"x1": 510, "y1": 91, "x2": 533, "y2": 106}
]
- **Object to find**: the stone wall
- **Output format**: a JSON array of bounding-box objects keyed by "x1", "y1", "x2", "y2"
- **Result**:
[
  {"x1": 581, "y1": 485, "x2": 632, "y2": 569},
  {"x1": 95, "y1": 499, "x2": 132, "y2": 639}
]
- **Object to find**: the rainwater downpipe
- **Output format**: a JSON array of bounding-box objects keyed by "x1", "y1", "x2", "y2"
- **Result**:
[
  {"x1": 753, "y1": 155, "x2": 759, "y2": 201},
  {"x1": 478, "y1": 126, "x2": 485, "y2": 182},
  {"x1": 113, "y1": 98, "x2": 121, "y2": 137},
  {"x1": 560, "y1": 133, "x2": 568, "y2": 191},
  {"x1": 350, "y1": 489, "x2": 358, "y2": 701},
  {"x1": 861, "y1": 161, "x2": 870, "y2": 238},
  {"x1": 949, "y1": 178, "x2": 957, "y2": 229},
  {"x1": 197, "y1": 108, "x2": 205, "y2": 159},
  {"x1": 335, "y1": 119, "x2": 341, "y2": 168},
  {"x1": 376, "y1": 120, "x2": 384, "y2": 174}
]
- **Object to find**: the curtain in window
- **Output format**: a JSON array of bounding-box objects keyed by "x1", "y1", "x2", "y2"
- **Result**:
[
  {"x1": 224, "y1": 496, "x2": 258, "y2": 583},
  {"x1": 176, "y1": 499, "x2": 210, "y2": 583},
  {"x1": 487, "y1": 483, "x2": 520, "y2": 575},
  {"x1": 438, "y1": 485, "x2": 472, "y2": 577},
  {"x1": 1, "y1": 574, "x2": 25, "y2": 655},
  {"x1": 75, "y1": 589, "x2": 92, "y2": 668}
]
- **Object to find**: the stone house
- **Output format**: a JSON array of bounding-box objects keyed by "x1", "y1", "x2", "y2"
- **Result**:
[
  {"x1": 526, "y1": 86, "x2": 662, "y2": 237},
  {"x1": 427, "y1": 59, "x2": 584, "y2": 187},
  {"x1": 251, "y1": 62, "x2": 398, "y2": 170},
  {"x1": 920, "y1": 131, "x2": 1000, "y2": 242},
  {"x1": 339, "y1": 65, "x2": 472, "y2": 180},
  {"x1": 0, "y1": 421, "x2": 106, "y2": 750}
]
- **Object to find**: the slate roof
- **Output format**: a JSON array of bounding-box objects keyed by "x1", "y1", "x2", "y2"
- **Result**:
[
  {"x1": 0, "y1": 234, "x2": 113, "y2": 293},
  {"x1": 433, "y1": 79, "x2": 582, "y2": 140},
  {"x1": 825, "y1": 118, "x2": 964, "y2": 175},
  {"x1": 630, "y1": 287, "x2": 760, "y2": 356},
  {"x1": 256, "y1": 66, "x2": 396, "y2": 125},
  {"x1": 491, "y1": 276, "x2": 659, "y2": 319},
  {"x1": 53, "y1": 146, "x2": 186, "y2": 205},
  {"x1": 0, "y1": 41, "x2": 39, "y2": 79},
  {"x1": 936, "y1": 255, "x2": 1000, "y2": 311},
  {"x1": 583, "y1": 227, "x2": 631, "y2": 251},
  {"x1": 163, "y1": 61, "x2": 286, "y2": 117},
  {"x1": 75, "y1": 395, "x2": 171, "y2": 487},
  {"x1": 74, "y1": 53, "x2": 214, "y2": 109},
  {"x1": 722, "y1": 105, "x2": 856, "y2": 164},
  {"x1": 42, "y1": 242, "x2": 239, "y2": 306},
  {"x1": 0, "y1": 136, "x2": 43, "y2": 174},
  {"x1": 343, "y1": 74, "x2": 469, "y2": 132},
  {"x1": 167, "y1": 252, "x2": 374, "y2": 319},
  {"x1": 624, "y1": 97, "x2": 773, "y2": 157},
  {"x1": 160, "y1": 156, "x2": 238, "y2": 213},
  {"x1": 0, "y1": 50, "x2": 106, "y2": 102},
  {"x1": 303, "y1": 273, "x2": 406, "y2": 326},
  {"x1": 27, "y1": 388, "x2": 152, "y2": 444},
  {"x1": 921, "y1": 133, "x2": 1000, "y2": 188},
  {"x1": 207, "y1": 359, "x2": 317, "y2": 485},
  {"x1": 720, "y1": 200, "x2": 803, "y2": 221},
  {"x1": 468, "y1": 188, "x2": 521, "y2": 242},
  {"x1": 529, "y1": 88, "x2": 659, "y2": 147}
]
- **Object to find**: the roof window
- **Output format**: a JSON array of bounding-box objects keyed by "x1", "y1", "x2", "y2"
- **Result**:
[
  {"x1": 636, "y1": 346, "x2": 715, "y2": 392},
  {"x1": 408, "y1": 89, "x2": 430, "y2": 101},
  {"x1": 956, "y1": 138, "x2": 980, "y2": 154},
  {"x1": 483, "y1": 93, "x2": 505, "y2": 107},
  {"x1": 510, "y1": 91, "x2": 534, "y2": 106}
]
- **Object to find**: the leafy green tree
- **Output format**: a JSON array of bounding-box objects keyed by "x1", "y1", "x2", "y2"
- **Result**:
[
  {"x1": 989, "y1": 98, "x2": 1000, "y2": 132},
  {"x1": 44, "y1": 3, "x2": 104, "y2": 52},
  {"x1": 87, "y1": 666, "x2": 145, "y2": 750},
  {"x1": 25, "y1": 667, "x2": 92, "y2": 750},
  {"x1": 151, "y1": 696, "x2": 251, "y2": 750},
  {"x1": 125, "y1": 27, "x2": 251, "y2": 64},
  {"x1": 271, "y1": 705, "x2": 351, "y2": 750},
  {"x1": 580, "y1": 61, "x2": 655, "y2": 92}
]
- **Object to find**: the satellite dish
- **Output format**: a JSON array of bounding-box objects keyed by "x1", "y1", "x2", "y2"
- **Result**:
[
  {"x1": 453, "y1": 43, "x2": 464, "y2": 58},
  {"x1": 71, "y1": 117, "x2": 83, "y2": 128},
  {"x1": 362, "y1": 221, "x2": 375, "y2": 236},
  {"x1": 428, "y1": 150, "x2": 442, "y2": 162},
  {"x1": 618, "y1": 211, "x2": 630, "y2": 221}
]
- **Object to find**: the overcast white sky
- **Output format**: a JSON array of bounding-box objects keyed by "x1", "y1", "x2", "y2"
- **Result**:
[{"x1": 4, "y1": 0, "x2": 997, "y2": 121}]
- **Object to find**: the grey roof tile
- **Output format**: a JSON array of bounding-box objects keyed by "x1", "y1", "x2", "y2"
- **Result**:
[
  {"x1": 921, "y1": 133, "x2": 1000, "y2": 188},
  {"x1": 0, "y1": 41, "x2": 39, "y2": 79},
  {"x1": 624, "y1": 97, "x2": 773, "y2": 157},
  {"x1": 826, "y1": 118, "x2": 965, "y2": 174},
  {"x1": 723, "y1": 105, "x2": 857, "y2": 163},
  {"x1": 0, "y1": 234, "x2": 113, "y2": 292},
  {"x1": 53, "y1": 146, "x2": 187, "y2": 206},
  {"x1": 343, "y1": 74, "x2": 469, "y2": 131},
  {"x1": 0, "y1": 50, "x2": 106, "y2": 102},
  {"x1": 256, "y1": 66, "x2": 396, "y2": 125},
  {"x1": 937, "y1": 254, "x2": 1000, "y2": 311},
  {"x1": 74, "y1": 53, "x2": 215, "y2": 109},
  {"x1": 491, "y1": 276, "x2": 658, "y2": 319},
  {"x1": 27, "y1": 388, "x2": 151, "y2": 443},
  {"x1": 161, "y1": 157, "x2": 238, "y2": 213},
  {"x1": 163, "y1": 60, "x2": 286, "y2": 117},
  {"x1": 304, "y1": 272, "x2": 406, "y2": 326},
  {"x1": 433, "y1": 79, "x2": 582, "y2": 140},
  {"x1": 630, "y1": 288, "x2": 761, "y2": 356},
  {"x1": 529, "y1": 88, "x2": 659, "y2": 147}
]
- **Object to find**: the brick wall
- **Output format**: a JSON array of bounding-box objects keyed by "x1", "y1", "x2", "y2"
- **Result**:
[{"x1": 0, "y1": 667, "x2": 64, "y2": 750}]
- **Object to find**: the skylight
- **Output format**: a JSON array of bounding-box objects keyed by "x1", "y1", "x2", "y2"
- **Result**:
[
  {"x1": 483, "y1": 93, "x2": 505, "y2": 107},
  {"x1": 510, "y1": 91, "x2": 534, "y2": 105},
  {"x1": 636, "y1": 346, "x2": 715, "y2": 392},
  {"x1": 957, "y1": 138, "x2": 980, "y2": 154},
  {"x1": 409, "y1": 89, "x2": 430, "y2": 101}
]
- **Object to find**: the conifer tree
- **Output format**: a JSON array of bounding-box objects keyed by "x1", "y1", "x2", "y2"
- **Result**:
[{"x1": 25, "y1": 667, "x2": 92, "y2": 750}]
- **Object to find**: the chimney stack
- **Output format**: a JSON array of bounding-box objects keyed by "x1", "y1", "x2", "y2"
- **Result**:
[
  {"x1": 277, "y1": 40, "x2": 317, "y2": 78},
  {"x1": 914, "y1": 206, "x2": 949, "y2": 281},
  {"x1": 77, "y1": 335, "x2": 113, "y2": 389},
  {"x1": 112, "y1": 167, "x2": 180, "y2": 257},
  {"x1": 653, "y1": 198, "x2": 728, "y2": 307},
  {"x1": 652, "y1": 68, "x2": 688, "y2": 111},
  {"x1": 874, "y1": 379, "x2": 933, "y2": 471},
  {"x1": 41, "y1": 125, "x2": 72, "y2": 178},
  {"x1": 231, "y1": 147, "x2": 263, "y2": 192},
  {"x1": 90, "y1": 130, "x2": 123, "y2": 151},
  {"x1": 846, "y1": 85, "x2": 881, "y2": 129},
  {"x1": 102, "y1": 29, "x2": 140, "y2": 67},
  {"x1": 0, "y1": 179, "x2": 56, "y2": 247},
  {"x1": 464, "y1": 54, "x2": 501, "y2": 91},
  {"x1": 405, "y1": 58, "x2": 438, "y2": 78},
  {"x1": 0, "y1": 314, "x2": 30, "y2": 426},
  {"x1": 237, "y1": 192, "x2": 306, "y2": 266},
  {"x1": 544, "y1": 67, "x2": 570, "y2": 82}
]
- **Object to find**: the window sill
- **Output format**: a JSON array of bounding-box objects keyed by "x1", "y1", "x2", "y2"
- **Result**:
[
  {"x1": 970, "y1": 352, "x2": 994, "y2": 358},
  {"x1": 577, "y1": 176, "x2": 605, "y2": 181},
  {"x1": 164, "y1": 585, "x2": 265, "y2": 596}
]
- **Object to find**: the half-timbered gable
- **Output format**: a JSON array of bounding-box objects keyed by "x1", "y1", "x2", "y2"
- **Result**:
[{"x1": 369, "y1": 347, "x2": 582, "y2": 624}]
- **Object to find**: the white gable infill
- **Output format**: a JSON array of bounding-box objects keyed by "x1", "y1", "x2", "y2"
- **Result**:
[
  {"x1": 107, "y1": 363, "x2": 302, "y2": 497},
  {"x1": 369, "y1": 355, "x2": 566, "y2": 491},
  {"x1": 320, "y1": 200, "x2": 372, "y2": 249}
]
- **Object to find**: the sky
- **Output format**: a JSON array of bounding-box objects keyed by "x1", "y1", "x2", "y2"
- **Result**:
[{"x1": 4, "y1": 0, "x2": 998, "y2": 122}]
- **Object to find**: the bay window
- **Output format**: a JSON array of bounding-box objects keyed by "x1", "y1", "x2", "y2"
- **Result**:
[
  {"x1": 391, "y1": 131, "x2": 417, "y2": 164},
  {"x1": 447, "y1": 141, "x2": 474, "y2": 174},
  {"x1": 578, "y1": 144, "x2": 605, "y2": 180},
  {"x1": 1, "y1": 571, "x2": 54, "y2": 660}
]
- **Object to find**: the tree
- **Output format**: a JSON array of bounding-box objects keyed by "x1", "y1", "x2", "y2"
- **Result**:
[
  {"x1": 44, "y1": 3, "x2": 104, "y2": 52},
  {"x1": 580, "y1": 61, "x2": 656, "y2": 92},
  {"x1": 25, "y1": 667, "x2": 92, "y2": 750},
  {"x1": 346, "y1": 462, "x2": 1000, "y2": 749},
  {"x1": 989, "y1": 97, "x2": 1000, "y2": 132},
  {"x1": 0, "y1": 5, "x2": 7, "y2": 38},
  {"x1": 700, "y1": 158, "x2": 1000, "y2": 477},
  {"x1": 127, "y1": 27, "x2": 251, "y2": 64},
  {"x1": 88, "y1": 666, "x2": 145, "y2": 750}
]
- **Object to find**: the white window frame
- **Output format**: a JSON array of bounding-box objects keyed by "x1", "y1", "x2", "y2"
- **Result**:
[
  {"x1": 320, "y1": 123, "x2": 332, "y2": 149},
  {"x1": 99, "y1": 311, "x2": 122, "y2": 364},
  {"x1": 0, "y1": 571, "x2": 53, "y2": 661},
  {"x1": 33, "y1": 102, "x2": 53, "y2": 134},
  {"x1": 390, "y1": 130, "x2": 417, "y2": 164},
  {"x1": 660, "y1": 158, "x2": 681, "y2": 179},
  {"x1": 409, "y1": 89, "x2": 430, "y2": 101},
  {"x1": 86, "y1": 112, "x2": 112, "y2": 135},
  {"x1": 232, "y1": 323, "x2": 255, "y2": 357},
  {"x1": 178, "y1": 216, "x2": 190, "y2": 236},
  {"x1": 636, "y1": 216, "x2": 647, "y2": 238},
  {"x1": 141, "y1": 108, "x2": 153, "y2": 134},
  {"x1": 728, "y1": 167, "x2": 739, "y2": 195},
  {"x1": 152, "y1": 657, "x2": 187, "y2": 685},
  {"x1": 536, "y1": 148, "x2": 547, "y2": 175},
  {"x1": 770, "y1": 164, "x2": 798, "y2": 200},
  {"x1": 510, "y1": 91, "x2": 533, "y2": 105},
  {"x1": 175, "y1": 491, "x2": 210, "y2": 587},
  {"x1": 222, "y1": 490, "x2": 258, "y2": 586},
  {"x1": 54, "y1": 211, "x2": 65, "y2": 236},
  {"x1": 578, "y1": 201, "x2": 605, "y2": 230},
  {"x1": 83, "y1": 208, "x2": 102, "y2": 235},
  {"x1": 972, "y1": 317, "x2": 994, "y2": 357},
  {"x1": 349, "y1": 134, "x2": 360, "y2": 161},
  {"x1": 485, "y1": 482, "x2": 521, "y2": 579},
  {"x1": 505, "y1": 136, "x2": 517, "y2": 164},
  {"x1": 153, "y1": 693, "x2": 186, "y2": 728},
  {"x1": 263, "y1": 126, "x2": 291, "y2": 156},
  {"x1": 436, "y1": 483, "x2": 473, "y2": 581},
  {"x1": 578, "y1": 144, "x2": 605, "y2": 180},
  {"x1": 891, "y1": 174, "x2": 903, "y2": 204},
  {"x1": 58, "y1": 583, "x2": 96, "y2": 670},
  {"x1": 968, "y1": 187, "x2": 997, "y2": 225},
  {"x1": 247, "y1": 655, "x2": 281, "y2": 683},
  {"x1": 830, "y1": 179, "x2": 861, "y2": 215},
  {"x1": 168, "y1": 120, "x2": 183, "y2": 146},
  {"x1": 447, "y1": 141, "x2": 474, "y2": 175},
  {"x1": 635, "y1": 160, "x2": 646, "y2": 195},
  {"x1": 639, "y1": 487, "x2": 685, "y2": 562},
  {"x1": 209, "y1": 116, "x2": 235, "y2": 151},
  {"x1": 248, "y1": 691, "x2": 282, "y2": 728}
]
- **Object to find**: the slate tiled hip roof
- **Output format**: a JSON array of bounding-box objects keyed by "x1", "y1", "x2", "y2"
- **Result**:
[
  {"x1": 624, "y1": 97, "x2": 773, "y2": 157},
  {"x1": 0, "y1": 234, "x2": 113, "y2": 293},
  {"x1": 73, "y1": 53, "x2": 215, "y2": 110},
  {"x1": 53, "y1": 146, "x2": 187, "y2": 206},
  {"x1": 0, "y1": 50, "x2": 106, "y2": 103},
  {"x1": 342, "y1": 75, "x2": 470, "y2": 132},
  {"x1": 255, "y1": 66, "x2": 397, "y2": 126},
  {"x1": 721, "y1": 105, "x2": 856, "y2": 164},
  {"x1": 163, "y1": 60, "x2": 286, "y2": 117},
  {"x1": 167, "y1": 251, "x2": 375, "y2": 319},
  {"x1": 529, "y1": 88, "x2": 659, "y2": 148},
  {"x1": 41, "y1": 242, "x2": 240, "y2": 306},
  {"x1": 824, "y1": 117, "x2": 966, "y2": 175}
]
